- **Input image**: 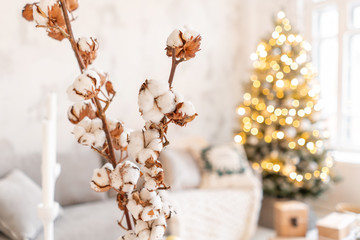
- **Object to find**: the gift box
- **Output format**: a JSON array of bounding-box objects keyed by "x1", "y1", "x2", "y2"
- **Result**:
[
  {"x1": 317, "y1": 212, "x2": 356, "y2": 240},
  {"x1": 274, "y1": 200, "x2": 309, "y2": 237}
]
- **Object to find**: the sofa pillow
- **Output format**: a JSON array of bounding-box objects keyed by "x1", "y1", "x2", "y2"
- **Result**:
[
  {"x1": 160, "y1": 148, "x2": 201, "y2": 191},
  {"x1": 55, "y1": 148, "x2": 107, "y2": 206},
  {"x1": 199, "y1": 143, "x2": 258, "y2": 189},
  {"x1": 0, "y1": 169, "x2": 42, "y2": 240}
]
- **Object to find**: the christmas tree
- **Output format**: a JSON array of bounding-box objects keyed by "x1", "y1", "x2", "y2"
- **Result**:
[{"x1": 235, "y1": 11, "x2": 338, "y2": 198}]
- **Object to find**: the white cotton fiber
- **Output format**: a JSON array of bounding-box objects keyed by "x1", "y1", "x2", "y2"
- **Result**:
[
  {"x1": 72, "y1": 125, "x2": 86, "y2": 141},
  {"x1": 182, "y1": 26, "x2": 199, "y2": 41},
  {"x1": 93, "y1": 129, "x2": 106, "y2": 147},
  {"x1": 78, "y1": 37, "x2": 92, "y2": 52},
  {"x1": 173, "y1": 91, "x2": 184, "y2": 103},
  {"x1": 127, "y1": 131, "x2": 145, "y2": 158},
  {"x1": 179, "y1": 101, "x2": 196, "y2": 116},
  {"x1": 77, "y1": 117, "x2": 92, "y2": 131},
  {"x1": 146, "y1": 80, "x2": 168, "y2": 98},
  {"x1": 141, "y1": 206, "x2": 158, "y2": 221},
  {"x1": 144, "y1": 129, "x2": 160, "y2": 145},
  {"x1": 67, "y1": 84, "x2": 85, "y2": 102},
  {"x1": 150, "y1": 226, "x2": 165, "y2": 240},
  {"x1": 73, "y1": 74, "x2": 94, "y2": 95},
  {"x1": 147, "y1": 139, "x2": 163, "y2": 153},
  {"x1": 137, "y1": 229, "x2": 151, "y2": 240},
  {"x1": 91, "y1": 118, "x2": 103, "y2": 131},
  {"x1": 127, "y1": 199, "x2": 144, "y2": 220},
  {"x1": 138, "y1": 89, "x2": 155, "y2": 113},
  {"x1": 156, "y1": 91, "x2": 176, "y2": 114},
  {"x1": 79, "y1": 133, "x2": 95, "y2": 146},
  {"x1": 135, "y1": 220, "x2": 149, "y2": 234},
  {"x1": 142, "y1": 107, "x2": 164, "y2": 124},
  {"x1": 166, "y1": 29, "x2": 183, "y2": 48},
  {"x1": 137, "y1": 149, "x2": 157, "y2": 165}
]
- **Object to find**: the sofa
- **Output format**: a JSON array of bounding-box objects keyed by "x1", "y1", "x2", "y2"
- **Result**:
[{"x1": 0, "y1": 137, "x2": 262, "y2": 240}]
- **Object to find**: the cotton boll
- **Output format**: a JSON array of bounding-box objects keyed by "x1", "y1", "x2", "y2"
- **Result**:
[
  {"x1": 142, "y1": 107, "x2": 164, "y2": 124},
  {"x1": 173, "y1": 91, "x2": 184, "y2": 103},
  {"x1": 151, "y1": 195, "x2": 163, "y2": 210},
  {"x1": 140, "y1": 188, "x2": 157, "y2": 201},
  {"x1": 77, "y1": 117, "x2": 92, "y2": 131},
  {"x1": 137, "y1": 149, "x2": 157, "y2": 165},
  {"x1": 67, "y1": 84, "x2": 85, "y2": 102},
  {"x1": 150, "y1": 226, "x2": 165, "y2": 240},
  {"x1": 119, "y1": 132, "x2": 128, "y2": 147},
  {"x1": 137, "y1": 229, "x2": 151, "y2": 240},
  {"x1": 146, "y1": 80, "x2": 168, "y2": 98},
  {"x1": 79, "y1": 133, "x2": 96, "y2": 146},
  {"x1": 67, "y1": 101, "x2": 91, "y2": 123},
  {"x1": 153, "y1": 214, "x2": 167, "y2": 226},
  {"x1": 122, "y1": 183, "x2": 135, "y2": 193},
  {"x1": 138, "y1": 89, "x2": 155, "y2": 113},
  {"x1": 144, "y1": 129, "x2": 160, "y2": 144},
  {"x1": 93, "y1": 129, "x2": 106, "y2": 147},
  {"x1": 135, "y1": 220, "x2": 149, "y2": 234},
  {"x1": 122, "y1": 164, "x2": 140, "y2": 184},
  {"x1": 128, "y1": 131, "x2": 145, "y2": 158},
  {"x1": 38, "y1": 0, "x2": 57, "y2": 15},
  {"x1": 109, "y1": 168, "x2": 123, "y2": 190},
  {"x1": 127, "y1": 199, "x2": 144, "y2": 220},
  {"x1": 144, "y1": 178, "x2": 157, "y2": 191},
  {"x1": 179, "y1": 101, "x2": 196, "y2": 116},
  {"x1": 120, "y1": 231, "x2": 136, "y2": 240},
  {"x1": 90, "y1": 163, "x2": 112, "y2": 192},
  {"x1": 147, "y1": 139, "x2": 163, "y2": 153},
  {"x1": 156, "y1": 91, "x2": 176, "y2": 114},
  {"x1": 166, "y1": 29, "x2": 183, "y2": 48},
  {"x1": 73, "y1": 74, "x2": 95, "y2": 95},
  {"x1": 78, "y1": 37, "x2": 92, "y2": 52},
  {"x1": 72, "y1": 125, "x2": 86, "y2": 141},
  {"x1": 141, "y1": 206, "x2": 159, "y2": 221},
  {"x1": 91, "y1": 118, "x2": 103, "y2": 132}
]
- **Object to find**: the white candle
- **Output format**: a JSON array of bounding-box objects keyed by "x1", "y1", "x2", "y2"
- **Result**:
[
  {"x1": 41, "y1": 120, "x2": 54, "y2": 207},
  {"x1": 41, "y1": 93, "x2": 57, "y2": 207}
]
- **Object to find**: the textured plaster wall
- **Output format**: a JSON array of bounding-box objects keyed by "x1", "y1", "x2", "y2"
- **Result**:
[{"x1": 0, "y1": 0, "x2": 299, "y2": 155}]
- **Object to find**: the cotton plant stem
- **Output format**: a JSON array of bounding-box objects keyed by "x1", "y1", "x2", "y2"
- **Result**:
[
  {"x1": 59, "y1": 0, "x2": 133, "y2": 230},
  {"x1": 59, "y1": 0, "x2": 117, "y2": 168},
  {"x1": 168, "y1": 48, "x2": 184, "y2": 88}
]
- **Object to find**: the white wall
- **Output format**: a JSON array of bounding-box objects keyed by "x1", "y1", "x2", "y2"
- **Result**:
[{"x1": 0, "y1": 0, "x2": 299, "y2": 155}]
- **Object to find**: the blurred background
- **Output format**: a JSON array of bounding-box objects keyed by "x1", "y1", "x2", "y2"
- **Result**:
[{"x1": 1, "y1": 0, "x2": 360, "y2": 239}]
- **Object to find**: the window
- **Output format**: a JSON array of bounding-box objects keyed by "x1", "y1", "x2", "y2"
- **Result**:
[{"x1": 310, "y1": 0, "x2": 360, "y2": 151}]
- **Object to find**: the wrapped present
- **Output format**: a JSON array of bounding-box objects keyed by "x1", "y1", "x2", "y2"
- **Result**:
[
  {"x1": 274, "y1": 200, "x2": 309, "y2": 237},
  {"x1": 317, "y1": 212, "x2": 356, "y2": 240}
]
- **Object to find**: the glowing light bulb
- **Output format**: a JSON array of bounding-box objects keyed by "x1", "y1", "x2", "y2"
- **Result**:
[
  {"x1": 292, "y1": 100, "x2": 299, "y2": 107},
  {"x1": 253, "y1": 80, "x2": 261, "y2": 88},
  {"x1": 276, "y1": 80, "x2": 284, "y2": 88},
  {"x1": 250, "y1": 53, "x2": 258, "y2": 61},
  {"x1": 306, "y1": 142, "x2": 315, "y2": 150},
  {"x1": 290, "y1": 172, "x2": 297, "y2": 180},
  {"x1": 279, "y1": 34, "x2": 286, "y2": 42},
  {"x1": 234, "y1": 135, "x2": 242, "y2": 143},
  {"x1": 257, "y1": 115, "x2": 265, "y2": 123},
  {"x1": 252, "y1": 162, "x2": 260, "y2": 170},
  {"x1": 277, "y1": 11, "x2": 286, "y2": 19},
  {"x1": 272, "y1": 31, "x2": 280, "y2": 39},
  {"x1": 277, "y1": 131, "x2": 284, "y2": 139},
  {"x1": 296, "y1": 35, "x2": 303, "y2": 42},
  {"x1": 244, "y1": 93, "x2": 251, "y2": 100},
  {"x1": 291, "y1": 78, "x2": 299, "y2": 86},
  {"x1": 289, "y1": 109, "x2": 296, "y2": 116},
  {"x1": 276, "y1": 72, "x2": 284, "y2": 79},
  {"x1": 320, "y1": 172, "x2": 327, "y2": 180},
  {"x1": 266, "y1": 75, "x2": 274, "y2": 82},
  {"x1": 297, "y1": 110, "x2": 305, "y2": 117},
  {"x1": 274, "y1": 108, "x2": 282, "y2": 116},
  {"x1": 251, "y1": 128, "x2": 259, "y2": 135},
  {"x1": 298, "y1": 138, "x2": 306, "y2": 146},
  {"x1": 288, "y1": 142, "x2": 296, "y2": 149},
  {"x1": 288, "y1": 34, "x2": 295, "y2": 42},
  {"x1": 296, "y1": 175, "x2": 303, "y2": 182},
  {"x1": 285, "y1": 116, "x2": 293, "y2": 124},
  {"x1": 237, "y1": 107, "x2": 246, "y2": 115},
  {"x1": 273, "y1": 164, "x2": 281, "y2": 172},
  {"x1": 267, "y1": 105, "x2": 275, "y2": 112},
  {"x1": 305, "y1": 173, "x2": 312, "y2": 180}
]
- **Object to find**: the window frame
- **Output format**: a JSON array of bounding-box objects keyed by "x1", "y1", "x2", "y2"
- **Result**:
[{"x1": 307, "y1": 0, "x2": 360, "y2": 152}]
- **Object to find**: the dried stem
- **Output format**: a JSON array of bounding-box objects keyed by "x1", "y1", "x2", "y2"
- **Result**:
[
  {"x1": 59, "y1": 0, "x2": 133, "y2": 230},
  {"x1": 168, "y1": 48, "x2": 183, "y2": 88}
]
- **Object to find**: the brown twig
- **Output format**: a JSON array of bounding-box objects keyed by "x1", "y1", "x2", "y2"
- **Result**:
[
  {"x1": 168, "y1": 48, "x2": 183, "y2": 88},
  {"x1": 59, "y1": 0, "x2": 133, "y2": 230}
]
